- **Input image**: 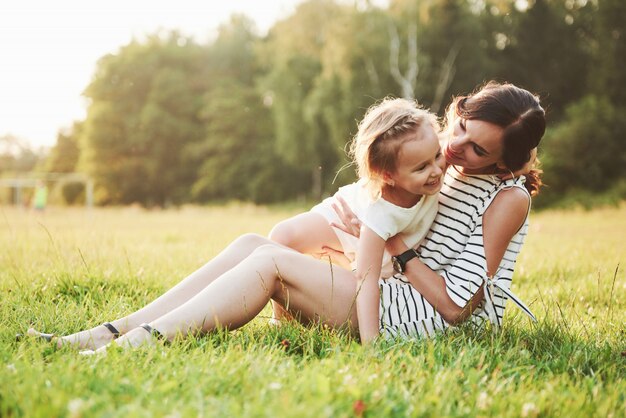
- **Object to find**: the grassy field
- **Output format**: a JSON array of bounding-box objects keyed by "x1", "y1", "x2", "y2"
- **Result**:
[{"x1": 1, "y1": 204, "x2": 625, "y2": 417}]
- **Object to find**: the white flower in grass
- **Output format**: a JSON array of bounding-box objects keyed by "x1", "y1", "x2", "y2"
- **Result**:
[
  {"x1": 269, "y1": 382, "x2": 282, "y2": 390},
  {"x1": 67, "y1": 398, "x2": 85, "y2": 418},
  {"x1": 476, "y1": 392, "x2": 490, "y2": 410},
  {"x1": 6, "y1": 364, "x2": 16, "y2": 373},
  {"x1": 521, "y1": 402, "x2": 539, "y2": 417}
]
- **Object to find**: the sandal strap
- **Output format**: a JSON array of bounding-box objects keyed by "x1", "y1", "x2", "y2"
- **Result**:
[
  {"x1": 16, "y1": 332, "x2": 54, "y2": 342},
  {"x1": 139, "y1": 323, "x2": 169, "y2": 344},
  {"x1": 102, "y1": 322, "x2": 121, "y2": 338}
]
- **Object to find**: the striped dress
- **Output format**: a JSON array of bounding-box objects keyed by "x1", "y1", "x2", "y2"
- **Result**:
[{"x1": 378, "y1": 167, "x2": 536, "y2": 339}]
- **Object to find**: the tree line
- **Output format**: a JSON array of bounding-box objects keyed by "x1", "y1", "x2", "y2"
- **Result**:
[{"x1": 3, "y1": 0, "x2": 625, "y2": 208}]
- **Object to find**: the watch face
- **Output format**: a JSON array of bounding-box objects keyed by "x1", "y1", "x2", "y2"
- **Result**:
[{"x1": 392, "y1": 258, "x2": 403, "y2": 273}]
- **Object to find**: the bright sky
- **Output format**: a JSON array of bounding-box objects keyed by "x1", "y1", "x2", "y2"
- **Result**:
[{"x1": 0, "y1": 0, "x2": 303, "y2": 149}]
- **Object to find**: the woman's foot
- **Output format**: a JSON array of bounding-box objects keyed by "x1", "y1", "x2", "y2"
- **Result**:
[
  {"x1": 80, "y1": 323, "x2": 167, "y2": 356},
  {"x1": 27, "y1": 322, "x2": 120, "y2": 350}
]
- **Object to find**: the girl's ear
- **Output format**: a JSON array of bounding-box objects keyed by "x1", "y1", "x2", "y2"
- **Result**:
[{"x1": 381, "y1": 171, "x2": 396, "y2": 187}]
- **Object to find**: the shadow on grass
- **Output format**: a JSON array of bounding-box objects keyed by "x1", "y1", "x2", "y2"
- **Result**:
[{"x1": 375, "y1": 318, "x2": 625, "y2": 382}]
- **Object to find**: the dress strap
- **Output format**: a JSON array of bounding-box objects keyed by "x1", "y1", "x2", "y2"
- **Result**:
[{"x1": 483, "y1": 276, "x2": 537, "y2": 332}]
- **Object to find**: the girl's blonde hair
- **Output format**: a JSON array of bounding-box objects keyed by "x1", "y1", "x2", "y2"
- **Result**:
[{"x1": 350, "y1": 97, "x2": 439, "y2": 197}]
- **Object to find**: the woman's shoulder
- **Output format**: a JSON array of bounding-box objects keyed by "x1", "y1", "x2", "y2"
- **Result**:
[
  {"x1": 490, "y1": 176, "x2": 532, "y2": 215},
  {"x1": 489, "y1": 186, "x2": 530, "y2": 216},
  {"x1": 483, "y1": 185, "x2": 530, "y2": 239}
]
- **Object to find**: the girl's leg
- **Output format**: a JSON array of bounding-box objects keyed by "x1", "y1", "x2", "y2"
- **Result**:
[
  {"x1": 269, "y1": 212, "x2": 342, "y2": 255},
  {"x1": 29, "y1": 233, "x2": 275, "y2": 349},
  {"x1": 95, "y1": 245, "x2": 359, "y2": 351},
  {"x1": 269, "y1": 212, "x2": 343, "y2": 322}
]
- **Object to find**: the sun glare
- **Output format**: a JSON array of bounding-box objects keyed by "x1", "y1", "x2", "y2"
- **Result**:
[{"x1": 0, "y1": 0, "x2": 300, "y2": 148}]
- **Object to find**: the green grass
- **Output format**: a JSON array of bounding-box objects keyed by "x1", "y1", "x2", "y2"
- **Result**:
[{"x1": 1, "y1": 204, "x2": 625, "y2": 417}]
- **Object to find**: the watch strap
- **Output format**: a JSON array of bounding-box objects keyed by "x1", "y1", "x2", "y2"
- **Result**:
[{"x1": 394, "y1": 248, "x2": 419, "y2": 273}]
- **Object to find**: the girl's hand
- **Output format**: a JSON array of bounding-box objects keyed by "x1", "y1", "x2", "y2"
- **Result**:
[
  {"x1": 498, "y1": 148, "x2": 537, "y2": 180},
  {"x1": 330, "y1": 196, "x2": 362, "y2": 238},
  {"x1": 319, "y1": 246, "x2": 353, "y2": 270}
]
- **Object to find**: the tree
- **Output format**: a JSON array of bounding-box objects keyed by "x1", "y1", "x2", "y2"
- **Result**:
[
  {"x1": 81, "y1": 33, "x2": 210, "y2": 206},
  {"x1": 191, "y1": 15, "x2": 305, "y2": 203},
  {"x1": 386, "y1": 0, "x2": 491, "y2": 112},
  {"x1": 259, "y1": 0, "x2": 349, "y2": 198},
  {"x1": 589, "y1": 0, "x2": 626, "y2": 107},
  {"x1": 539, "y1": 95, "x2": 626, "y2": 203},
  {"x1": 0, "y1": 134, "x2": 41, "y2": 175},
  {"x1": 45, "y1": 122, "x2": 82, "y2": 173},
  {"x1": 305, "y1": 6, "x2": 397, "y2": 188},
  {"x1": 496, "y1": 0, "x2": 590, "y2": 118}
]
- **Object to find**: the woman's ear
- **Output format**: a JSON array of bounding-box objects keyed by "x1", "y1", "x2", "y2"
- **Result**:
[
  {"x1": 495, "y1": 160, "x2": 508, "y2": 171},
  {"x1": 496, "y1": 161, "x2": 515, "y2": 177}
]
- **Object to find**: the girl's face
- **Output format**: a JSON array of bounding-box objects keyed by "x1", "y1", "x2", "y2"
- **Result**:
[
  {"x1": 444, "y1": 117, "x2": 505, "y2": 174},
  {"x1": 386, "y1": 125, "x2": 446, "y2": 199}
]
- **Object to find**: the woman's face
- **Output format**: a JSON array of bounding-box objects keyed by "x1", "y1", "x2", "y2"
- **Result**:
[{"x1": 444, "y1": 117, "x2": 505, "y2": 174}]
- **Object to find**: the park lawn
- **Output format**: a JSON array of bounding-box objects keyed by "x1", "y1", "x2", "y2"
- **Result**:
[{"x1": 1, "y1": 204, "x2": 625, "y2": 418}]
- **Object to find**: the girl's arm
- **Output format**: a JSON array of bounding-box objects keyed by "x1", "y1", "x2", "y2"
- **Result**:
[
  {"x1": 387, "y1": 187, "x2": 529, "y2": 324},
  {"x1": 354, "y1": 226, "x2": 386, "y2": 343}
]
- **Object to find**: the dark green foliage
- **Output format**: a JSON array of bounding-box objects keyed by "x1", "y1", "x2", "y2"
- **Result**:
[
  {"x1": 192, "y1": 80, "x2": 303, "y2": 203},
  {"x1": 191, "y1": 16, "x2": 306, "y2": 204},
  {"x1": 496, "y1": 0, "x2": 591, "y2": 119},
  {"x1": 61, "y1": 181, "x2": 84, "y2": 205},
  {"x1": 536, "y1": 95, "x2": 626, "y2": 207},
  {"x1": 590, "y1": 0, "x2": 626, "y2": 107}
]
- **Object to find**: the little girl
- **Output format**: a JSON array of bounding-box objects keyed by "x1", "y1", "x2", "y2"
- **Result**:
[{"x1": 270, "y1": 98, "x2": 446, "y2": 331}]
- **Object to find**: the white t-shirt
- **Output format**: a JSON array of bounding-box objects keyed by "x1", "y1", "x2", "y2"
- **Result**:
[{"x1": 311, "y1": 179, "x2": 439, "y2": 278}]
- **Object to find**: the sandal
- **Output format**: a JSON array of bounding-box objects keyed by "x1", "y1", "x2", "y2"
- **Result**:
[
  {"x1": 101, "y1": 322, "x2": 121, "y2": 338},
  {"x1": 16, "y1": 322, "x2": 121, "y2": 342},
  {"x1": 16, "y1": 330, "x2": 55, "y2": 343},
  {"x1": 139, "y1": 323, "x2": 170, "y2": 345}
]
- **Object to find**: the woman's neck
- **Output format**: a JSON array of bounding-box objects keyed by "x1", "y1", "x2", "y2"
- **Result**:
[
  {"x1": 381, "y1": 185, "x2": 422, "y2": 208},
  {"x1": 455, "y1": 163, "x2": 500, "y2": 176}
]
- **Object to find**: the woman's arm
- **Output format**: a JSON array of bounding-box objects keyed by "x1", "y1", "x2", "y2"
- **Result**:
[
  {"x1": 355, "y1": 226, "x2": 386, "y2": 343},
  {"x1": 385, "y1": 237, "x2": 466, "y2": 323},
  {"x1": 390, "y1": 187, "x2": 530, "y2": 324}
]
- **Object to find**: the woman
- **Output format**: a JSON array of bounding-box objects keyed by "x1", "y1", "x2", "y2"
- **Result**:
[{"x1": 27, "y1": 81, "x2": 545, "y2": 351}]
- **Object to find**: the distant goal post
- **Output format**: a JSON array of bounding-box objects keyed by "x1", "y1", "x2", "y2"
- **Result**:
[{"x1": 0, "y1": 172, "x2": 94, "y2": 208}]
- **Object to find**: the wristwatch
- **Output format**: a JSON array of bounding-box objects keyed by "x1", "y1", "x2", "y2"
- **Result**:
[{"x1": 392, "y1": 248, "x2": 419, "y2": 274}]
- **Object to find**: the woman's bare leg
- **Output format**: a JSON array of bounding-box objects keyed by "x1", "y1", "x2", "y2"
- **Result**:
[
  {"x1": 92, "y1": 245, "x2": 359, "y2": 352},
  {"x1": 28, "y1": 233, "x2": 275, "y2": 349},
  {"x1": 268, "y1": 212, "x2": 344, "y2": 323}
]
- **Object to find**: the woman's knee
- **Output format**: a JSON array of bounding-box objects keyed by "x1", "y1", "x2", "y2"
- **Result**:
[
  {"x1": 233, "y1": 233, "x2": 272, "y2": 250},
  {"x1": 242, "y1": 244, "x2": 292, "y2": 284},
  {"x1": 250, "y1": 243, "x2": 288, "y2": 258},
  {"x1": 250, "y1": 244, "x2": 298, "y2": 270}
]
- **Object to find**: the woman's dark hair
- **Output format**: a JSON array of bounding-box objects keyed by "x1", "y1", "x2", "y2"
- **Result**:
[{"x1": 453, "y1": 81, "x2": 546, "y2": 196}]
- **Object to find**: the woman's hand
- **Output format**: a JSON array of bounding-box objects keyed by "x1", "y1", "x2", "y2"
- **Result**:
[
  {"x1": 498, "y1": 147, "x2": 537, "y2": 180},
  {"x1": 330, "y1": 196, "x2": 362, "y2": 238},
  {"x1": 318, "y1": 246, "x2": 353, "y2": 270}
]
